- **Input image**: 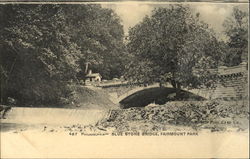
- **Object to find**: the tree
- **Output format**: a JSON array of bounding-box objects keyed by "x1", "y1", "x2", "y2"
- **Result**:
[
  {"x1": 62, "y1": 5, "x2": 126, "y2": 80},
  {"x1": 0, "y1": 4, "x2": 81, "y2": 104},
  {"x1": 223, "y1": 7, "x2": 248, "y2": 66},
  {"x1": 0, "y1": 4, "x2": 126, "y2": 105},
  {"x1": 125, "y1": 5, "x2": 224, "y2": 90}
]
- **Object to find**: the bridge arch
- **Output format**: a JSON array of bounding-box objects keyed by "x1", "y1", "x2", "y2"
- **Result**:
[
  {"x1": 117, "y1": 83, "x2": 159, "y2": 102},
  {"x1": 119, "y1": 86, "x2": 206, "y2": 109}
]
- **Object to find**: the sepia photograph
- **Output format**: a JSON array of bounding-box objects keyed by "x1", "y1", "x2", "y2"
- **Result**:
[{"x1": 0, "y1": 0, "x2": 249, "y2": 158}]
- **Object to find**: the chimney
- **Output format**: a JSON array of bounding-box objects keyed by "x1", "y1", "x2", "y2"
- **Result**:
[{"x1": 88, "y1": 69, "x2": 92, "y2": 74}]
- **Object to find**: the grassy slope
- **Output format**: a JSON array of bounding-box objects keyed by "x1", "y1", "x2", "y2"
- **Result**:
[{"x1": 64, "y1": 86, "x2": 118, "y2": 110}]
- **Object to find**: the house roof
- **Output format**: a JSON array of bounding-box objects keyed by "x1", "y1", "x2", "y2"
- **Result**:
[{"x1": 86, "y1": 73, "x2": 102, "y2": 78}]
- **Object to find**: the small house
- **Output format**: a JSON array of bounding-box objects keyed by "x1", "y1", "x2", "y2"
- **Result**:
[{"x1": 85, "y1": 70, "x2": 102, "y2": 82}]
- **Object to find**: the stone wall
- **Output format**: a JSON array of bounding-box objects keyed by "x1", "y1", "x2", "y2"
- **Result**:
[{"x1": 190, "y1": 62, "x2": 248, "y2": 100}]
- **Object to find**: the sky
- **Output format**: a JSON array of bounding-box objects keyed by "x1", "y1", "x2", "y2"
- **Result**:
[{"x1": 102, "y1": 2, "x2": 248, "y2": 38}]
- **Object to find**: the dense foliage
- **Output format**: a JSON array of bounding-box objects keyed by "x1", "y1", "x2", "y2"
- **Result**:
[
  {"x1": 62, "y1": 5, "x2": 126, "y2": 79},
  {"x1": 125, "y1": 5, "x2": 225, "y2": 89},
  {"x1": 0, "y1": 4, "x2": 248, "y2": 106},
  {"x1": 0, "y1": 4, "x2": 125, "y2": 105},
  {"x1": 223, "y1": 7, "x2": 248, "y2": 66}
]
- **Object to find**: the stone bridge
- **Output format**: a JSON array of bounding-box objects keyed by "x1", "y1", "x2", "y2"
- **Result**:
[
  {"x1": 99, "y1": 83, "x2": 161, "y2": 104},
  {"x1": 95, "y1": 62, "x2": 248, "y2": 105}
]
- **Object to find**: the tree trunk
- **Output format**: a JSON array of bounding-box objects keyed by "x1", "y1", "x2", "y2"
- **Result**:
[
  {"x1": 176, "y1": 82, "x2": 181, "y2": 99},
  {"x1": 176, "y1": 82, "x2": 181, "y2": 89},
  {"x1": 85, "y1": 62, "x2": 89, "y2": 74},
  {"x1": 159, "y1": 82, "x2": 163, "y2": 87},
  {"x1": 171, "y1": 80, "x2": 177, "y2": 88},
  {"x1": 171, "y1": 80, "x2": 182, "y2": 99}
]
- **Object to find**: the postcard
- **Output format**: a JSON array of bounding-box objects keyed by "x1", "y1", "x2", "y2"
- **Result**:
[{"x1": 0, "y1": 1, "x2": 249, "y2": 158}]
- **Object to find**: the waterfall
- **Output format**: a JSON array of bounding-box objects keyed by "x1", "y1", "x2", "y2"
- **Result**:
[{"x1": 3, "y1": 107, "x2": 109, "y2": 125}]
